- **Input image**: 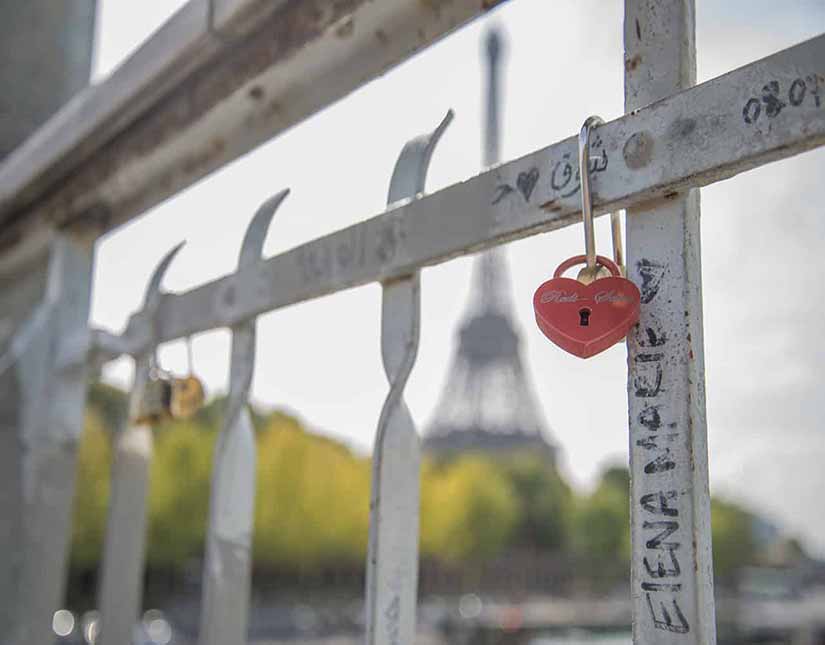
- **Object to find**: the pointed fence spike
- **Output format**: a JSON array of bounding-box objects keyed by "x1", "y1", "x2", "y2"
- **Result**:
[
  {"x1": 199, "y1": 189, "x2": 289, "y2": 645},
  {"x1": 387, "y1": 110, "x2": 453, "y2": 206},
  {"x1": 143, "y1": 240, "x2": 185, "y2": 309},
  {"x1": 98, "y1": 242, "x2": 183, "y2": 645},
  {"x1": 367, "y1": 113, "x2": 452, "y2": 645},
  {"x1": 239, "y1": 188, "x2": 290, "y2": 270}
]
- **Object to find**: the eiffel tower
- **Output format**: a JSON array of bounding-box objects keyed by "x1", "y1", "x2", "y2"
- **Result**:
[{"x1": 423, "y1": 29, "x2": 555, "y2": 462}]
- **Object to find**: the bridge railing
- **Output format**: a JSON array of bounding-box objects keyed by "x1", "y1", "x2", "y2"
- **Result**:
[{"x1": 3, "y1": 1, "x2": 824, "y2": 643}]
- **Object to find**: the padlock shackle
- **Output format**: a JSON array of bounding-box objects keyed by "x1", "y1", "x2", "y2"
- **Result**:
[
  {"x1": 579, "y1": 116, "x2": 625, "y2": 275},
  {"x1": 579, "y1": 116, "x2": 603, "y2": 272},
  {"x1": 554, "y1": 254, "x2": 621, "y2": 280}
]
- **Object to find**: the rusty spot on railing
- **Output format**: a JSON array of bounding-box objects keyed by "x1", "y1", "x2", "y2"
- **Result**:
[{"x1": 625, "y1": 54, "x2": 642, "y2": 72}]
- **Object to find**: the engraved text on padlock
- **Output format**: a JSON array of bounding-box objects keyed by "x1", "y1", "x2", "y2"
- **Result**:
[{"x1": 533, "y1": 255, "x2": 640, "y2": 358}]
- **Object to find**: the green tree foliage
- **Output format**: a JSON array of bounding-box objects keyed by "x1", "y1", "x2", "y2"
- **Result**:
[
  {"x1": 85, "y1": 380, "x2": 128, "y2": 432},
  {"x1": 499, "y1": 452, "x2": 573, "y2": 551},
  {"x1": 711, "y1": 497, "x2": 757, "y2": 579},
  {"x1": 70, "y1": 385, "x2": 764, "y2": 583},
  {"x1": 71, "y1": 409, "x2": 112, "y2": 572},
  {"x1": 194, "y1": 396, "x2": 267, "y2": 434},
  {"x1": 783, "y1": 537, "x2": 808, "y2": 562},
  {"x1": 572, "y1": 465, "x2": 631, "y2": 571},
  {"x1": 147, "y1": 421, "x2": 216, "y2": 571},
  {"x1": 571, "y1": 465, "x2": 760, "y2": 583},
  {"x1": 421, "y1": 456, "x2": 520, "y2": 563},
  {"x1": 254, "y1": 415, "x2": 370, "y2": 572}
]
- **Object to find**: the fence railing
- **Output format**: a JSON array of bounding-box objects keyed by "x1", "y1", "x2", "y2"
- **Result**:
[{"x1": 3, "y1": 0, "x2": 825, "y2": 643}]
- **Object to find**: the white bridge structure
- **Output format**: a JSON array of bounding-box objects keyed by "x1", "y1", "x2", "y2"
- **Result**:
[{"x1": 1, "y1": 1, "x2": 823, "y2": 644}]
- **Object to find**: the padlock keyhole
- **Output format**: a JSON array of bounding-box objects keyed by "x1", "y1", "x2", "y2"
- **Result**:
[{"x1": 579, "y1": 308, "x2": 591, "y2": 327}]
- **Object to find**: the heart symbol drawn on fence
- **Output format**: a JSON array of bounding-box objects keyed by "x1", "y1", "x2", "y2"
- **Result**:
[{"x1": 516, "y1": 167, "x2": 540, "y2": 202}]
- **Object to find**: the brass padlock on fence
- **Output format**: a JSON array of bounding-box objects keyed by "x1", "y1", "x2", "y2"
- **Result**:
[
  {"x1": 132, "y1": 337, "x2": 205, "y2": 424},
  {"x1": 170, "y1": 375, "x2": 205, "y2": 420}
]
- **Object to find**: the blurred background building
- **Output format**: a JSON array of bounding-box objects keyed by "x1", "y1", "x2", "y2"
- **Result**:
[{"x1": 424, "y1": 32, "x2": 555, "y2": 464}]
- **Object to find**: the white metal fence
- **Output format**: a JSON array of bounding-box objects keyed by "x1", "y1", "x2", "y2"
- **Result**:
[{"x1": 2, "y1": 0, "x2": 824, "y2": 643}]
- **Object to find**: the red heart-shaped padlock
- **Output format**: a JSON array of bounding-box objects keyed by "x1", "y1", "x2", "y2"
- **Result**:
[{"x1": 533, "y1": 255, "x2": 640, "y2": 359}]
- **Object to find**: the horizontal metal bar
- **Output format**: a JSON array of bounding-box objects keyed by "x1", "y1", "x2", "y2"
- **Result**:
[
  {"x1": 0, "y1": 0, "x2": 504, "y2": 256},
  {"x1": 106, "y1": 33, "x2": 825, "y2": 357}
]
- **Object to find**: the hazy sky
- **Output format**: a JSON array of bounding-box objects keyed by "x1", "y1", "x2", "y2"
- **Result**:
[{"x1": 91, "y1": 1, "x2": 825, "y2": 556}]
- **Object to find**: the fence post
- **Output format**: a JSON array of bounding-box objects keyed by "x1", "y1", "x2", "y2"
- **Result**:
[
  {"x1": 98, "y1": 243, "x2": 184, "y2": 645},
  {"x1": 9, "y1": 232, "x2": 95, "y2": 644},
  {"x1": 623, "y1": 1, "x2": 716, "y2": 642},
  {"x1": 366, "y1": 110, "x2": 452, "y2": 645},
  {"x1": 199, "y1": 189, "x2": 289, "y2": 645}
]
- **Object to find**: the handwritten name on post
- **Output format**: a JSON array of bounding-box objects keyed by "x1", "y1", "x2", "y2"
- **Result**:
[{"x1": 631, "y1": 257, "x2": 692, "y2": 634}]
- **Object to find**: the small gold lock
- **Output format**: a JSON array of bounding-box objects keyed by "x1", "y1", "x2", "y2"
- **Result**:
[
  {"x1": 131, "y1": 337, "x2": 205, "y2": 425},
  {"x1": 170, "y1": 375, "x2": 205, "y2": 420}
]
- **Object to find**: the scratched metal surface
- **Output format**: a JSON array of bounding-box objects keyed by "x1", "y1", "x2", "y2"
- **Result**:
[
  {"x1": 366, "y1": 111, "x2": 452, "y2": 645},
  {"x1": 97, "y1": 244, "x2": 184, "y2": 645},
  {"x1": 624, "y1": 1, "x2": 716, "y2": 642},
  {"x1": 88, "y1": 32, "x2": 825, "y2": 359},
  {"x1": 0, "y1": 0, "x2": 505, "y2": 255},
  {"x1": 199, "y1": 190, "x2": 288, "y2": 645}
]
